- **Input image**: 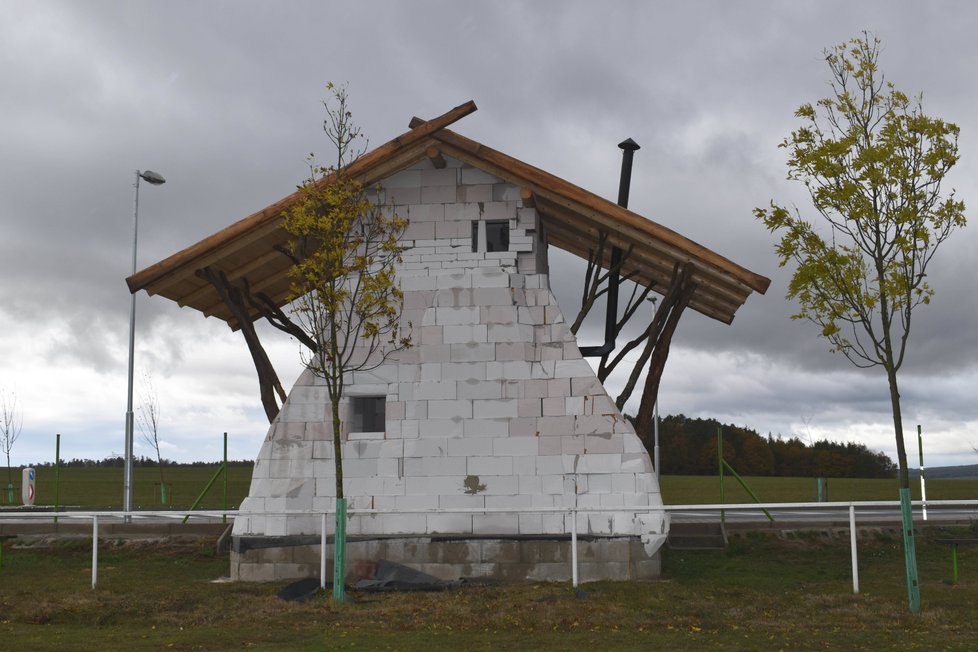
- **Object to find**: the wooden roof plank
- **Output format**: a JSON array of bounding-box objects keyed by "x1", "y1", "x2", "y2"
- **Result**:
[
  {"x1": 128, "y1": 102, "x2": 769, "y2": 332},
  {"x1": 431, "y1": 130, "x2": 770, "y2": 295},
  {"x1": 537, "y1": 200, "x2": 750, "y2": 310},
  {"x1": 127, "y1": 101, "x2": 477, "y2": 296}
]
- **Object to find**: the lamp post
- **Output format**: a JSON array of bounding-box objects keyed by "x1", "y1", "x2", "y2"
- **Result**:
[{"x1": 125, "y1": 169, "x2": 165, "y2": 514}]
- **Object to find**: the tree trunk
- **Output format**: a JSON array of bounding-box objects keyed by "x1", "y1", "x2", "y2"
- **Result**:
[
  {"x1": 327, "y1": 341, "x2": 347, "y2": 602},
  {"x1": 887, "y1": 365, "x2": 910, "y2": 490},
  {"x1": 331, "y1": 396, "x2": 344, "y2": 500},
  {"x1": 886, "y1": 363, "x2": 921, "y2": 611}
]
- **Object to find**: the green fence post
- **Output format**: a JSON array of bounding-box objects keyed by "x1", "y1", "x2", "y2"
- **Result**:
[
  {"x1": 717, "y1": 427, "x2": 725, "y2": 525},
  {"x1": 182, "y1": 462, "x2": 227, "y2": 524},
  {"x1": 899, "y1": 487, "x2": 921, "y2": 612},
  {"x1": 722, "y1": 459, "x2": 775, "y2": 522},
  {"x1": 333, "y1": 497, "x2": 347, "y2": 602}
]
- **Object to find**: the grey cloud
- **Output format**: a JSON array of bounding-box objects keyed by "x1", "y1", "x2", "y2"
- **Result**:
[{"x1": 3, "y1": 0, "x2": 977, "y2": 465}]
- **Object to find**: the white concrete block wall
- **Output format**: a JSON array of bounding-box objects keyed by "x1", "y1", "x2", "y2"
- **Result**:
[{"x1": 234, "y1": 155, "x2": 668, "y2": 556}]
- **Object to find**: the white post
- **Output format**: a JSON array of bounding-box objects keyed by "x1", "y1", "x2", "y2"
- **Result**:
[
  {"x1": 849, "y1": 504, "x2": 859, "y2": 594},
  {"x1": 571, "y1": 508, "x2": 579, "y2": 588},
  {"x1": 321, "y1": 512, "x2": 327, "y2": 590},
  {"x1": 921, "y1": 473, "x2": 928, "y2": 521},
  {"x1": 918, "y1": 425, "x2": 928, "y2": 521},
  {"x1": 653, "y1": 401, "x2": 661, "y2": 478},
  {"x1": 92, "y1": 515, "x2": 99, "y2": 590}
]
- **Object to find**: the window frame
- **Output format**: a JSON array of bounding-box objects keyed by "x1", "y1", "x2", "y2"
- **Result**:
[{"x1": 349, "y1": 396, "x2": 386, "y2": 434}]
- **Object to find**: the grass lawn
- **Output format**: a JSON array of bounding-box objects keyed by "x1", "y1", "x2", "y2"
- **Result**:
[{"x1": 2, "y1": 527, "x2": 978, "y2": 650}]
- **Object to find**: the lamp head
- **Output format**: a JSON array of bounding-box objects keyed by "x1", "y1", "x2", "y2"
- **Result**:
[{"x1": 139, "y1": 170, "x2": 166, "y2": 185}]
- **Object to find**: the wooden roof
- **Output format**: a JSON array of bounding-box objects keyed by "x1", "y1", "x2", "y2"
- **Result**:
[{"x1": 127, "y1": 101, "x2": 769, "y2": 327}]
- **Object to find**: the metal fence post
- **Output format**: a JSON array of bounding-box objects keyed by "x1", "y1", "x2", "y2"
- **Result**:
[
  {"x1": 223, "y1": 432, "x2": 228, "y2": 524},
  {"x1": 321, "y1": 512, "x2": 328, "y2": 590},
  {"x1": 849, "y1": 503, "x2": 859, "y2": 594},
  {"x1": 92, "y1": 515, "x2": 99, "y2": 590},
  {"x1": 54, "y1": 433, "x2": 61, "y2": 525},
  {"x1": 571, "y1": 508, "x2": 579, "y2": 588}
]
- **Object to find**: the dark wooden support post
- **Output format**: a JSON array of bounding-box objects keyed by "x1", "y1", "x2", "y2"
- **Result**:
[
  {"x1": 241, "y1": 283, "x2": 319, "y2": 353},
  {"x1": 200, "y1": 267, "x2": 287, "y2": 424},
  {"x1": 633, "y1": 265, "x2": 697, "y2": 442}
]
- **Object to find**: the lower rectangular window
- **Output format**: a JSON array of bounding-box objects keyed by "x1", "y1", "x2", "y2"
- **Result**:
[{"x1": 351, "y1": 396, "x2": 385, "y2": 432}]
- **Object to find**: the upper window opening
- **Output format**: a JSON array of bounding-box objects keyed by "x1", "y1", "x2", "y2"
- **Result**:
[
  {"x1": 471, "y1": 220, "x2": 511, "y2": 253},
  {"x1": 485, "y1": 220, "x2": 509, "y2": 252}
]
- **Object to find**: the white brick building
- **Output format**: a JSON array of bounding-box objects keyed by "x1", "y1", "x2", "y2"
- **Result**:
[{"x1": 129, "y1": 102, "x2": 769, "y2": 582}]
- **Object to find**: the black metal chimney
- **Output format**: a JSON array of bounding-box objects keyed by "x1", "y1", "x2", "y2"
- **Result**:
[
  {"x1": 617, "y1": 138, "x2": 640, "y2": 208},
  {"x1": 580, "y1": 138, "x2": 640, "y2": 359}
]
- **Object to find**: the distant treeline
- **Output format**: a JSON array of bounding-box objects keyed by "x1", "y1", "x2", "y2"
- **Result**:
[
  {"x1": 27, "y1": 456, "x2": 255, "y2": 469},
  {"x1": 632, "y1": 414, "x2": 896, "y2": 479}
]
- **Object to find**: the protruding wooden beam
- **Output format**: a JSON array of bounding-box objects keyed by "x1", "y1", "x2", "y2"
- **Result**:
[
  {"x1": 520, "y1": 187, "x2": 536, "y2": 208},
  {"x1": 426, "y1": 146, "x2": 446, "y2": 169},
  {"x1": 409, "y1": 116, "x2": 426, "y2": 129},
  {"x1": 200, "y1": 267, "x2": 287, "y2": 423}
]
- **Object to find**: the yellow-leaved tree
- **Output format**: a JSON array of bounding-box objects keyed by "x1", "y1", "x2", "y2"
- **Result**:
[
  {"x1": 285, "y1": 84, "x2": 410, "y2": 600},
  {"x1": 756, "y1": 33, "x2": 966, "y2": 612}
]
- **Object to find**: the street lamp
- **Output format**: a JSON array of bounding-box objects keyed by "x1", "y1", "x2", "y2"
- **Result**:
[{"x1": 125, "y1": 169, "x2": 165, "y2": 514}]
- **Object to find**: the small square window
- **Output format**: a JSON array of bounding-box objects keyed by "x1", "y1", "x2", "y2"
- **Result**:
[
  {"x1": 351, "y1": 397, "x2": 385, "y2": 432},
  {"x1": 471, "y1": 220, "x2": 510, "y2": 253},
  {"x1": 485, "y1": 220, "x2": 509, "y2": 252}
]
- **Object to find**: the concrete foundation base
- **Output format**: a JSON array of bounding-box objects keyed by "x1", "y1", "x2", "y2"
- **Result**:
[{"x1": 231, "y1": 534, "x2": 661, "y2": 583}]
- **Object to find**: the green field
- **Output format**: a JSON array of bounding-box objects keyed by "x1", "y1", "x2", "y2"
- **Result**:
[
  {"x1": 2, "y1": 468, "x2": 975, "y2": 510},
  {"x1": 1, "y1": 465, "x2": 254, "y2": 510},
  {"x1": 2, "y1": 526, "x2": 978, "y2": 649},
  {"x1": 660, "y1": 475, "x2": 978, "y2": 504}
]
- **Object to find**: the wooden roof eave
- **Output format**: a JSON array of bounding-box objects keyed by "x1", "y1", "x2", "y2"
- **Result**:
[
  {"x1": 130, "y1": 101, "x2": 769, "y2": 334},
  {"x1": 535, "y1": 195, "x2": 751, "y2": 304},
  {"x1": 127, "y1": 101, "x2": 478, "y2": 299},
  {"x1": 426, "y1": 129, "x2": 771, "y2": 296},
  {"x1": 545, "y1": 230, "x2": 742, "y2": 324},
  {"x1": 530, "y1": 191, "x2": 753, "y2": 323}
]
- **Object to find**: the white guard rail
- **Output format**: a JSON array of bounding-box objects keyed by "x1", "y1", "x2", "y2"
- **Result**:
[{"x1": 1, "y1": 500, "x2": 975, "y2": 591}]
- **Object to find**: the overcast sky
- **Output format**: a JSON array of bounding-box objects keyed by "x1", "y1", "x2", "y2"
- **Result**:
[{"x1": 2, "y1": 1, "x2": 976, "y2": 471}]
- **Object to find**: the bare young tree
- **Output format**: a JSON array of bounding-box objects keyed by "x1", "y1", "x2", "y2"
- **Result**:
[
  {"x1": 1, "y1": 388, "x2": 23, "y2": 498},
  {"x1": 137, "y1": 375, "x2": 166, "y2": 503}
]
